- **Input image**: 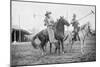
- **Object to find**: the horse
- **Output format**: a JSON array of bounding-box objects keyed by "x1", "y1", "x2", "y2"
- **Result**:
[
  {"x1": 31, "y1": 29, "x2": 49, "y2": 55},
  {"x1": 31, "y1": 16, "x2": 70, "y2": 55},
  {"x1": 78, "y1": 22, "x2": 92, "y2": 54},
  {"x1": 64, "y1": 22, "x2": 91, "y2": 54},
  {"x1": 51, "y1": 16, "x2": 70, "y2": 54}
]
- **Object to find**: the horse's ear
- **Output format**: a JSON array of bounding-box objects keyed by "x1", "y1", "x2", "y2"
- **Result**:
[
  {"x1": 57, "y1": 19, "x2": 59, "y2": 22},
  {"x1": 87, "y1": 22, "x2": 90, "y2": 26},
  {"x1": 62, "y1": 16, "x2": 64, "y2": 18},
  {"x1": 60, "y1": 16, "x2": 62, "y2": 18},
  {"x1": 60, "y1": 16, "x2": 63, "y2": 19}
]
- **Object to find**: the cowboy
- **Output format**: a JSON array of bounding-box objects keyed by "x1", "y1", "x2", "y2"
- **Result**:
[
  {"x1": 71, "y1": 14, "x2": 80, "y2": 41},
  {"x1": 44, "y1": 11, "x2": 58, "y2": 43}
]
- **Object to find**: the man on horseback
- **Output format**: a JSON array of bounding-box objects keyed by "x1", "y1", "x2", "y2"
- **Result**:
[
  {"x1": 44, "y1": 11, "x2": 58, "y2": 44},
  {"x1": 71, "y1": 14, "x2": 80, "y2": 41}
]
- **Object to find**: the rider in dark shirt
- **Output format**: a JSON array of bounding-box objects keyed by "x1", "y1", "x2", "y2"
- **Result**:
[{"x1": 71, "y1": 14, "x2": 80, "y2": 41}]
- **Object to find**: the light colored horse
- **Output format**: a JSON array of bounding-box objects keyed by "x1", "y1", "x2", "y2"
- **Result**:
[
  {"x1": 78, "y1": 22, "x2": 91, "y2": 54},
  {"x1": 64, "y1": 22, "x2": 91, "y2": 54}
]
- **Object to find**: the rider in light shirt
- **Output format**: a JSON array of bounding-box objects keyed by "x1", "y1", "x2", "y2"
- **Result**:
[{"x1": 44, "y1": 11, "x2": 58, "y2": 43}]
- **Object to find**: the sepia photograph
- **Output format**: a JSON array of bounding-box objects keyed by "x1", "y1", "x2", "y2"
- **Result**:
[{"x1": 11, "y1": 0, "x2": 96, "y2": 66}]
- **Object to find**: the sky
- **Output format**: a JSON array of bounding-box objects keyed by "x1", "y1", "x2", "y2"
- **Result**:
[{"x1": 12, "y1": 1, "x2": 95, "y2": 33}]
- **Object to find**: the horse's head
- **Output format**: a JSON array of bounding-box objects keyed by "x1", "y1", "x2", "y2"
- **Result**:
[
  {"x1": 86, "y1": 22, "x2": 91, "y2": 32},
  {"x1": 84, "y1": 22, "x2": 91, "y2": 30},
  {"x1": 59, "y1": 16, "x2": 70, "y2": 26},
  {"x1": 80, "y1": 22, "x2": 91, "y2": 33}
]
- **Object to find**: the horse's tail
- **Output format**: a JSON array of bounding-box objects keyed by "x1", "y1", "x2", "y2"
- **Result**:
[
  {"x1": 32, "y1": 34, "x2": 38, "y2": 41},
  {"x1": 31, "y1": 33, "x2": 39, "y2": 49}
]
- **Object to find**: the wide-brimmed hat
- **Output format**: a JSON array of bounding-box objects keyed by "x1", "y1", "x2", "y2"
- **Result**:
[
  {"x1": 73, "y1": 13, "x2": 76, "y2": 18},
  {"x1": 45, "y1": 11, "x2": 52, "y2": 16}
]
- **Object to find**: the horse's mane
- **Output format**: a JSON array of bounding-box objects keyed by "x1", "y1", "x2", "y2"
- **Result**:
[
  {"x1": 80, "y1": 24, "x2": 86, "y2": 30},
  {"x1": 80, "y1": 22, "x2": 90, "y2": 31}
]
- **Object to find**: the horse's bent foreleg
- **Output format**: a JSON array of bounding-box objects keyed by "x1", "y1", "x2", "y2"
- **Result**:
[{"x1": 40, "y1": 42, "x2": 46, "y2": 56}]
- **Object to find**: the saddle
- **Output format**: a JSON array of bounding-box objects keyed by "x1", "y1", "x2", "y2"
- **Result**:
[{"x1": 72, "y1": 27, "x2": 80, "y2": 41}]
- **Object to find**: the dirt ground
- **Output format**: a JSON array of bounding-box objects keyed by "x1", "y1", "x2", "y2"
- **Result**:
[{"x1": 11, "y1": 36, "x2": 96, "y2": 66}]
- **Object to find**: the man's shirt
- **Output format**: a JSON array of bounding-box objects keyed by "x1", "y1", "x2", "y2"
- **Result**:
[{"x1": 44, "y1": 17, "x2": 54, "y2": 26}]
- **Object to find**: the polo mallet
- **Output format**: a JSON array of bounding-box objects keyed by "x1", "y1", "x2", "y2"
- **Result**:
[{"x1": 77, "y1": 10, "x2": 95, "y2": 21}]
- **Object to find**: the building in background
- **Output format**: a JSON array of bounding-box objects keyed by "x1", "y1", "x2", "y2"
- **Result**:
[{"x1": 11, "y1": 27, "x2": 30, "y2": 42}]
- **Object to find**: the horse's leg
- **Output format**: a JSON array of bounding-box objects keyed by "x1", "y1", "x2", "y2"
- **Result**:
[
  {"x1": 79, "y1": 31, "x2": 85, "y2": 55},
  {"x1": 70, "y1": 39, "x2": 73, "y2": 53},
  {"x1": 77, "y1": 34, "x2": 80, "y2": 41},
  {"x1": 82, "y1": 37, "x2": 86, "y2": 54},
  {"x1": 80, "y1": 40, "x2": 83, "y2": 54},
  {"x1": 80, "y1": 39, "x2": 84, "y2": 55},
  {"x1": 61, "y1": 40, "x2": 64, "y2": 54},
  {"x1": 55, "y1": 41, "x2": 60, "y2": 54},
  {"x1": 58, "y1": 41, "x2": 60, "y2": 54},
  {"x1": 40, "y1": 45, "x2": 44, "y2": 56},
  {"x1": 50, "y1": 42, "x2": 52, "y2": 54},
  {"x1": 55, "y1": 46, "x2": 57, "y2": 54},
  {"x1": 76, "y1": 35, "x2": 78, "y2": 41},
  {"x1": 55, "y1": 42, "x2": 57, "y2": 54},
  {"x1": 40, "y1": 41, "x2": 46, "y2": 56},
  {"x1": 79, "y1": 34, "x2": 84, "y2": 54},
  {"x1": 44, "y1": 42, "x2": 47, "y2": 53}
]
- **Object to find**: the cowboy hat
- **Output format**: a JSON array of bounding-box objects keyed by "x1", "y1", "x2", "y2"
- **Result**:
[
  {"x1": 73, "y1": 13, "x2": 76, "y2": 18},
  {"x1": 45, "y1": 11, "x2": 52, "y2": 16}
]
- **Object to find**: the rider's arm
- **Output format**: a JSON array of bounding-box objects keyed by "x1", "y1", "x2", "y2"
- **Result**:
[
  {"x1": 49, "y1": 17, "x2": 55, "y2": 25},
  {"x1": 77, "y1": 21, "x2": 80, "y2": 25},
  {"x1": 44, "y1": 17, "x2": 48, "y2": 26}
]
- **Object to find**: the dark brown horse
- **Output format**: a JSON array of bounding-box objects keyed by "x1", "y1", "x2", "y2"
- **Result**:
[
  {"x1": 31, "y1": 16, "x2": 70, "y2": 55},
  {"x1": 52, "y1": 16, "x2": 70, "y2": 53}
]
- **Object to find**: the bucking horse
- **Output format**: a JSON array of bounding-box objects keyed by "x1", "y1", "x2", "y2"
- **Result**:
[{"x1": 31, "y1": 16, "x2": 70, "y2": 55}]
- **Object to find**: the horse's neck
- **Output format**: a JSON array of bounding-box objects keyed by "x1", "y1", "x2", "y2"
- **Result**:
[
  {"x1": 55, "y1": 21, "x2": 64, "y2": 35},
  {"x1": 57, "y1": 22, "x2": 64, "y2": 30},
  {"x1": 85, "y1": 25, "x2": 89, "y2": 32},
  {"x1": 80, "y1": 24, "x2": 86, "y2": 30},
  {"x1": 80, "y1": 24, "x2": 89, "y2": 34}
]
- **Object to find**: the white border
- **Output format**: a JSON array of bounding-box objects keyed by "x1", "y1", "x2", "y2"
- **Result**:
[{"x1": 0, "y1": 0, "x2": 98, "y2": 67}]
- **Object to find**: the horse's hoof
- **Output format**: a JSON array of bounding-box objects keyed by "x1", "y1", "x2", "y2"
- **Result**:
[
  {"x1": 58, "y1": 53, "x2": 60, "y2": 55},
  {"x1": 62, "y1": 51, "x2": 65, "y2": 54},
  {"x1": 41, "y1": 53, "x2": 44, "y2": 56},
  {"x1": 81, "y1": 51, "x2": 84, "y2": 55},
  {"x1": 70, "y1": 50, "x2": 73, "y2": 53},
  {"x1": 41, "y1": 52, "x2": 46, "y2": 56},
  {"x1": 81, "y1": 52, "x2": 84, "y2": 55}
]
